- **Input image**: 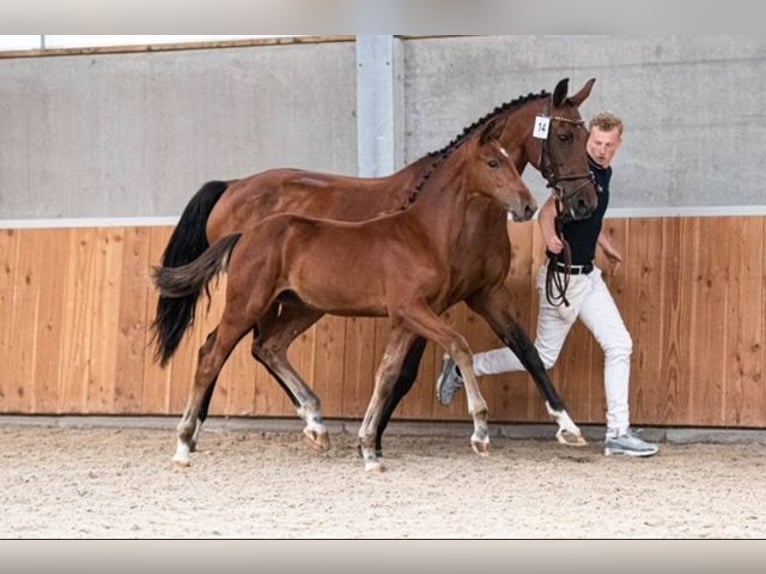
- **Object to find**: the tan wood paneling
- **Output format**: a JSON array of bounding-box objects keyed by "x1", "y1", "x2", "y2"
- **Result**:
[{"x1": 1, "y1": 217, "x2": 765, "y2": 431}]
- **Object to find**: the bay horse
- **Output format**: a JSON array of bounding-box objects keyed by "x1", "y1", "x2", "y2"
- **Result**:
[
  {"x1": 154, "y1": 117, "x2": 536, "y2": 470},
  {"x1": 152, "y1": 77, "x2": 598, "y2": 456}
]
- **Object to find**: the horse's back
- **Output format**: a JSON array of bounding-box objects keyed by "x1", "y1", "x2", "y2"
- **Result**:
[{"x1": 206, "y1": 162, "x2": 429, "y2": 243}]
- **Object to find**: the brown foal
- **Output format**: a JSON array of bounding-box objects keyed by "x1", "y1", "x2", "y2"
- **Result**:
[{"x1": 154, "y1": 117, "x2": 536, "y2": 470}]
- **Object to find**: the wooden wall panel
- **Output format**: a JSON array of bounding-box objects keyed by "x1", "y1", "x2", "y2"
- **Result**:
[
  {"x1": 1, "y1": 217, "x2": 765, "y2": 432},
  {"x1": 141, "y1": 226, "x2": 174, "y2": 414},
  {"x1": 657, "y1": 218, "x2": 696, "y2": 424},
  {"x1": 725, "y1": 216, "x2": 765, "y2": 426},
  {"x1": 113, "y1": 227, "x2": 152, "y2": 413},
  {"x1": 0, "y1": 230, "x2": 19, "y2": 410}
]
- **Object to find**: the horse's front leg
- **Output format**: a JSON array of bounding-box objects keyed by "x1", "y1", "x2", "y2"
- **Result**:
[
  {"x1": 397, "y1": 304, "x2": 490, "y2": 456},
  {"x1": 466, "y1": 287, "x2": 586, "y2": 446}
]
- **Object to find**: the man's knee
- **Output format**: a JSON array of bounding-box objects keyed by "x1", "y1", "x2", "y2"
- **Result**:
[
  {"x1": 603, "y1": 331, "x2": 633, "y2": 358},
  {"x1": 537, "y1": 348, "x2": 559, "y2": 370}
]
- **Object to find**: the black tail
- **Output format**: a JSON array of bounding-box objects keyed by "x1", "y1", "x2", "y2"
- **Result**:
[{"x1": 151, "y1": 180, "x2": 229, "y2": 366}]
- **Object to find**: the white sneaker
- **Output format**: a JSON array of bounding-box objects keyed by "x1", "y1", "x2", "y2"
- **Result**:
[
  {"x1": 435, "y1": 354, "x2": 464, "y2": 405},
  {"x1": 604, "y1": 429, "x2": 659, "y2": 457}
]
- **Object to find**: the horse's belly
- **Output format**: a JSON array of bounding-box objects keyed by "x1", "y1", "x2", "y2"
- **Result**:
[{"x1": 288, "y1": 270, "x2": 388, "y2": 318}]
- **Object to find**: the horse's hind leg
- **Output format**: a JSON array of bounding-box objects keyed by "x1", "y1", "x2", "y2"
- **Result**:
[
  {"x1": 358, "y1": 327, "x2": 418, "y2": 472},
  {"x1": 373, "y1": 336, "x2": 428, "y2": 457},
  {"x1": 173, "y1": 318, "x2": 253, "y2": 466},
  {"x1": 466, "y1": 287, "x2": 586, "y2": 446},
  {"x1": 252, "y1": 303, "x2": 330, "y2": 450},
  {"x1": 190, "y1": 375, "x2": 218, "y2": 452},
  {"x1": 191, "y1": 302, "x2": 321, "y2": 452}
]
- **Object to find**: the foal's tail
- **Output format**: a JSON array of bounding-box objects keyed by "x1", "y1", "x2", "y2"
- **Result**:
[
  {"x1": 152, "y1": 233, "x2": 242, "y2": 305},
  {"x1": 151, "y1": 180, "x2": 229, "y2": 366}
]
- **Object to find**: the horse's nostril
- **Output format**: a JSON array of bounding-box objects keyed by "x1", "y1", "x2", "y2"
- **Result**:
[{"x1": 576, "y1": 198, "x2": 590, "y2": 215}]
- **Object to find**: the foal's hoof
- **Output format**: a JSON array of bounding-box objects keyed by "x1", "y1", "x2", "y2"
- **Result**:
[
  {"x1": 471, "y1": 438, "x2": 490, "y2": 457},
  {"x1": 303, "y1": 428, "x2": 332, "y2": 451},
  {"x1": 556, "y1": 429, "x2": 588, "y2": 447},
  {"x1": 364, "y1": 460, "x2": 386, "y2": 473},
  {"x1": 172, "y1": 457, "x2": 191, "y2": 468}
]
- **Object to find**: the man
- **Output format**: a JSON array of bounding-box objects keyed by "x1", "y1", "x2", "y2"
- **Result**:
[{"x1": 436, "y1": 111, "x2": 658, "y2": 457}]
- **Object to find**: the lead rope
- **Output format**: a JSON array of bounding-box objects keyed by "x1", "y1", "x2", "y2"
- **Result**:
[{"x1": 545, "y1": 198, "x2": 572, "y2": 307}]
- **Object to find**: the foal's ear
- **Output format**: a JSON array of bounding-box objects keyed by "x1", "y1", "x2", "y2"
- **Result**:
[
  {"x1": 552, "y1": 78, "x2": 570, "y2": 107},
  {"x1": 479, "y1": 116, "x2": 507, "y2": 145},
  {"x1": 567, "y1": 78, "x2": 596, "y2": 107}
]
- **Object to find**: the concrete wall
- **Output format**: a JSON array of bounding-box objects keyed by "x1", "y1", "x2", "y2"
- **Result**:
[
  {"x1": 0, "y1": 40, "x2": 357, "y2": 219},
  {"x1": 401, "y1": 35, "x2": 766, "y2": 210},
  {"x1": 1, "y1": 35, "x2": 763, "y2": 221}
]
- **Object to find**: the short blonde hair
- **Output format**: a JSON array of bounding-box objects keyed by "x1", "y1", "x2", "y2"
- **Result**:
[{"x1": 589, "y1": 112, "x2": 624, "y2": 135}]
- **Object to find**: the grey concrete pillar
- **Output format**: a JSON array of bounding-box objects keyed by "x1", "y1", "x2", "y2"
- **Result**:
[{"x1": 355, "y1": 35, "x2": 403, "y2": 177}]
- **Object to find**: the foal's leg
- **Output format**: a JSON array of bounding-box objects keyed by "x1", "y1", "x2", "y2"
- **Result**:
[
  {"x1": 374, "y1": 336, "x2": 428, "y2": 457},
  {"x1": 396, "y1": 303, "x2": 491, "y2": 456},
  {"x1": 173, "y1": 317, "x2": 253, "y2": 466},
  {"x1": 358, "y1": 327, "x2": 418, "y2": 472},
  {"x1": 466, "y1": 287, "x2": 586, "y2": 446},
  {"x1": 251, "y1": 303, "x2": 330, "y2": 450},
  {"x1": 189, "y1": 379, "x2": 216, "y2": 452}
]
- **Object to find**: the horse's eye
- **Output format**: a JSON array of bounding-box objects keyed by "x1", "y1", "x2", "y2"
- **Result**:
[
  {"x1": 557, "y1": 132, "x2": 573, "y2": 143},
  {"x1": 488, "y1": 159, "x2": 500, "y2": 168}
]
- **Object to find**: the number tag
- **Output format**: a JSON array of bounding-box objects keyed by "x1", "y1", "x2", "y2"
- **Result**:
[{"x1": 533, "y1": 116, "x2": 551, "y2": 139}]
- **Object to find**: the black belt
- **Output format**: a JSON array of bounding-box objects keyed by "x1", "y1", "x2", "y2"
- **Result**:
[{"x1": 554, "y1": 261, "x2": 593, "y2": 275}]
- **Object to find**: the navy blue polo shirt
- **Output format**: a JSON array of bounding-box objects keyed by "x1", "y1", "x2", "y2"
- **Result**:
[{"x1": 554, "y1": 156, "x2": 610, "y2": 266}]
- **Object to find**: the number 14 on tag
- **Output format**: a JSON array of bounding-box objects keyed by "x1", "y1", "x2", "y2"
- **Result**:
[{"x1": 533, "y1": 116, "x2": 550, "y2": 139}]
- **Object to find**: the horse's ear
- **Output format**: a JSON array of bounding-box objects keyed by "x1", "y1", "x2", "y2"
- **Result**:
[
  {"x1": 552, "y1": 78, "x2": 570, "y2": 107},
  {"x1": 567, "y1": 78, "x2": 596, "y2": 107},
  {"x1": 479, "y1": 116, "x2": 507, "y2": 145}
]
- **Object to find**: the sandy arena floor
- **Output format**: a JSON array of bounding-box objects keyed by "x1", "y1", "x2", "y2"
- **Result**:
[{"x1": 2, "y1": 422, "x2": 765, "y2": 538}]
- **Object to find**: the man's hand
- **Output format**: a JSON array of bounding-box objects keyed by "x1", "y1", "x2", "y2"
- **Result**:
[
  {"x1": 602, "y1": 246, "x2": 623, "y2": 275},
  {"x1": 546, "y1": 234, "x2": 565, "y2": 255}
]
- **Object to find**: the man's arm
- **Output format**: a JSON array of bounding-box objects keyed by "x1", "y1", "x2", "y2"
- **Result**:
[
  {"x1": 538, "y1": 196, "x2": 564, "y2": 254},
  {"x1": 598, "y1": 229, "x2": 623, "y2": 275}
]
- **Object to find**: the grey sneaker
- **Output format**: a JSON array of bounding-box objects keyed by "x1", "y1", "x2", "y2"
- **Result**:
[
  {"x1": 436, "y1": 354, "x2": 464, "y2": 405},
  {"x1": 604, "y1": 429, "x2": 659, "y2": 457}
]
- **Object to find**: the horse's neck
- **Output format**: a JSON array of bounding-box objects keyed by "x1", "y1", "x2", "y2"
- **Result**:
[
  {"x1": 499, "y1": 105, "x2": 539, "y2": 173},
  {"x1": 405, "y1": 150, "x2": 472, "y2": 245}
]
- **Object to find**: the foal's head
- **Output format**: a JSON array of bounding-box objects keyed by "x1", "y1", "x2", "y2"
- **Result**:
[{"x1": 468, "y1": 117, "x2": 537, "y2": 222}]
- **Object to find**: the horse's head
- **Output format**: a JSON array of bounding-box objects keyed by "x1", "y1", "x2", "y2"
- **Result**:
[
  {"x1": 471, "y1": 117, "x2": 537, "y2": 222},
  {"x1": 529, "y1": 78, "x2": 599, "y2": 222}
]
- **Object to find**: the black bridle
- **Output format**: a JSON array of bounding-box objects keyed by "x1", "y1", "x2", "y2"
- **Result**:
[
  {"x1": 537, "y1": 100, "x2": 595, "y2": 209},
  {"x1": 537, "y1": 98, "x2": 595, "y2": 307}
]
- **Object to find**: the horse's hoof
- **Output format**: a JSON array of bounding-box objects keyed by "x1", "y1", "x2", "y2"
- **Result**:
[
  {"x1": 303, "y1": 429, "x2": 332, "y2": 451},
  {"x1": 556, "y1": 429, "x2": 588, "y2": 447},
  {"x1": 364, "y1": 460, "x2": 386, "y2": 472},
  {"x1": 471, "y1": 439, "x2": 490, "y2": 457},
  {"x1": 172, "y1": 458, "x2": 191, "y2": 468}
]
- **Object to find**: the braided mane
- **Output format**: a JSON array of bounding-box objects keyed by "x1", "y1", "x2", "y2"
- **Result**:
[{"x1": 397, "y1": 90, "x2": 549, "y2": 210}]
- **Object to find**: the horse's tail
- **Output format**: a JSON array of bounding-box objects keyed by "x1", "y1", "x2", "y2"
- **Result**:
[
  {"x1": 151, "y1": 180, "x2": 229, "y2": 366},
  {"x1": 153, "y1": 232, "x2": 242, "y2": 308}
]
